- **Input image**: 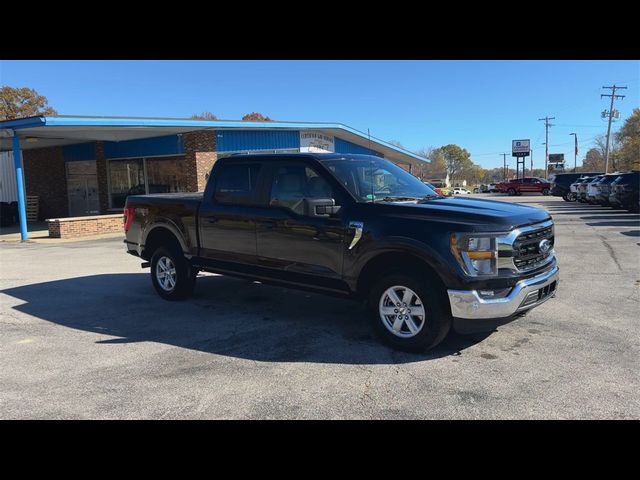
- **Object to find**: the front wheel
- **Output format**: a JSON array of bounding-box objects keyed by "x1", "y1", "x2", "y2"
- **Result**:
[
  {"x1": 507, "y1": 188, "x2": 516, "y2": 196},
  {"x1": 150, "y1": 247, "x2": 197, "y2": 300},
  {"x1": 368, "y1": 273, "x2": 451, "y2": 352},
  {"x1": 542, "y1": 188, "x2": 550, "y2": 196}
]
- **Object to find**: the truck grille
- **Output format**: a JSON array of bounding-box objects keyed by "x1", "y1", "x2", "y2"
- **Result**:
[{"x1": 513, "y1": 225, "x2": 554, "y2": 271}]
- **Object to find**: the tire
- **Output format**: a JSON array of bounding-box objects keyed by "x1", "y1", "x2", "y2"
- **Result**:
[
  {"x1": 368, "y1": 273, "x2": 451, "y2": 352},
  {"x1": 507, "y1": 188, "x2": 516, "y2": 196},
  {"x1": 542, "y1": 188, "x2": 550, "y2": 196},
  {"x1": 150, "y1": 246, "x2": 197, "y2": 301}
]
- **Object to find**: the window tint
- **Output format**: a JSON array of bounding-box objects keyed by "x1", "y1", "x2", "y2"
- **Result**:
[
  {"x1": 269, "y1": 164, "x2": 335, "y2": 215},
  {"x1": 214, "y1": 163, "x2": 262, "y2": 205}
]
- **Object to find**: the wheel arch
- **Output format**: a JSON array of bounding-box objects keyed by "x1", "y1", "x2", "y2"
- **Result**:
[
  {"x1": 355, "y1": 248, "x2": 451, "y2": 302},
  {"x1": 142, "y1": 224, "x2": 187, "y2": 260}
]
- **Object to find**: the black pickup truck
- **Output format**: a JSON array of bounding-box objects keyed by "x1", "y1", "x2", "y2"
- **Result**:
[{"x1": 124, "y1": 153, "x2": 559, "y2": 351}]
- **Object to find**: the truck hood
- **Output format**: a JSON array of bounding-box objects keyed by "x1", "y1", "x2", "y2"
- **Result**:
[{"x1": 377, "y1": 197, "x2": 551, "y2": 231}]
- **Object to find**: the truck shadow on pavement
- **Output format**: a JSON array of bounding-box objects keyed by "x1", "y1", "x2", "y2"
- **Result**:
[{"x1": 2, "y1": 273, "x2": 490, "y2": 365}]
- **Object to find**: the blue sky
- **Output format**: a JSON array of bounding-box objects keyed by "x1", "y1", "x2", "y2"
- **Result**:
[{"x1": 1, "y1": 60, "x2": 638, "y2": 169}]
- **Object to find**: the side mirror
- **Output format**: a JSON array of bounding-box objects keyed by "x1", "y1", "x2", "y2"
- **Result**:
[{"x1": 305, "y1": 198, "x2": 341, "y2": 217}]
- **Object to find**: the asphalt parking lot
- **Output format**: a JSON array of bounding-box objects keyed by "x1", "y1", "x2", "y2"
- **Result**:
[{"x1": 1, "y1": 194, "x2": 639, "y2": 419}]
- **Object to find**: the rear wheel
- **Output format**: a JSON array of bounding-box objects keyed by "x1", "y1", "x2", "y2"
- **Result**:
[
  {"x1": 150, "y1": 247, "x2": 197, "y2": 300},
  {"x1": 368, "y1": 273, "x2": 451, "y2": 352},
  {"x1": 507, "y1": 188, "x2": 516, "y2": 196}
]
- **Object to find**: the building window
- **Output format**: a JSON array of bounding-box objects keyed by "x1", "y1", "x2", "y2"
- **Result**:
[
  {"x1": 146, "y1": 157, "x2": 188, "y2": 194},
  {"x1": 107, "y1": 156, "x2": 188, "y2": 209},
  {"x1": 108, "y1": 159, "x2": 144, "y2": 209}
]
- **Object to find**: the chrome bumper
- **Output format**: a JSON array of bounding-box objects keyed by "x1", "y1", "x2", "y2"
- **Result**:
[{"x1": 447, "y1": 265, "x2": 559, "y2": 320}]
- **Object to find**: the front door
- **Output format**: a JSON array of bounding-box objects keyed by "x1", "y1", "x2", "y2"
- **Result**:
[
  {"x1": 256, "y1": 161, "x2": 349, "y2": 290},
  {"x1": 66, "y1": 161, "x2": 99, "y2": 216}
]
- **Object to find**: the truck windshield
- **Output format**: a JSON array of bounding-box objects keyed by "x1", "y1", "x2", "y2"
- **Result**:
[{"x1": 321, "y1": 157, "x2": 438, "y2": 202}]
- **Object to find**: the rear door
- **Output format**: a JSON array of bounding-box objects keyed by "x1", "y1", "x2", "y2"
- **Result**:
[
  {"x1": 198, "y1": 161, "x2": 264, "y2": 266},
  {"x1": 255, "y1": 159, "x2": 350, "y2": 290}
]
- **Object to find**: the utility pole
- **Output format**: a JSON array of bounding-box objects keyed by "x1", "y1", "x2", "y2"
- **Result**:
[
  {"x1": 538, "y1": 116, "x2": 555, "y2": 179},
  {"x1": 601, "y1": 85, "x2": 626, "y2": 173},
  {"x1": 501, "y1": 153, "x2": 507, "y2": 181},
  {"x1": 530, "y1": 148, "x2": 534, "y2": 174},
  {"x1": 569, "y1": 133, "x2": 578, "y2": 172}
]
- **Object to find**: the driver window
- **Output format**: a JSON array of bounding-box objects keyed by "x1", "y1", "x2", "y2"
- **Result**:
[{"x1": 269, "y1": 164, "x2": 336, "y2": 215}]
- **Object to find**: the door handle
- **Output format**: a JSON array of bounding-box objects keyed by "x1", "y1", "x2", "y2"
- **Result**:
[{"x1": 348, "y1": 221, "x2": 364, "y2": 250}]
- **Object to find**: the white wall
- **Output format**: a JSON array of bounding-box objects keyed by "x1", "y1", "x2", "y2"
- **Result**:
[{"x1": 0, "y1": 152, "x2": 18, "y2": 203}]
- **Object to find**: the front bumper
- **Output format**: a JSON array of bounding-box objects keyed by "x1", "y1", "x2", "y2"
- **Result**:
[{"x1": 447, "y1": 265, "x2": 559, "y2": 320}]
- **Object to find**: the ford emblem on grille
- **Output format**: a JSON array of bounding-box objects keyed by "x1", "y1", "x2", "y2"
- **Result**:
[{"x1": 539, "y1": 239, "x2": 552, "y2": 254}]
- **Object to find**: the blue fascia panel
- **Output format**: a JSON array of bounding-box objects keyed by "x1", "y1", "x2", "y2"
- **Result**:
[
  {"x1": 335, "y1": 137, "x2": 381, "y2": 156},
  {"x1": 217, "y1": 130, "x2": 300, "y2": 152},
  {"x1": 0, "y1": 116, "x2": 47, "y2": 129},
  {"x1": 104, "y1": 134, "x2": 185, "y2": 159},
  {"x1": 63, "y1": 142, "x2": 96, "y2": 161}
]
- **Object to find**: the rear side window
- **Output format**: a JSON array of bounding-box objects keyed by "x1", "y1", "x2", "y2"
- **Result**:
[{"x1": 214, "y1": 163, "x2": 262, "y2": 205}]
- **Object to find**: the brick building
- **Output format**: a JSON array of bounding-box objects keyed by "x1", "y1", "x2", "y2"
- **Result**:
[{"x1": 0, "y1": 116, "x2": 427, "y2": 235}]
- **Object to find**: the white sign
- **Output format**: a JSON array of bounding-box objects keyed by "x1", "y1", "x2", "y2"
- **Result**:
[
  {"x1": 300, "y1": 131, "x2": 335, "y2": 153},
  {"x1": 512, "y1": 139, "x2": 530, "y2": 156}
]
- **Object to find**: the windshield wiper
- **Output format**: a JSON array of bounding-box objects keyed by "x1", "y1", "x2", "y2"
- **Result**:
[
  {"x1": 374, "y1": 196, "x2": 421, "y2": 203},
  {"x1": 417, "y1": 195, "x2": 445, "y2": 202}
]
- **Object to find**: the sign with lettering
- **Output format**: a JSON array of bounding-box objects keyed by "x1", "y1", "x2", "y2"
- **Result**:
[
  {"x1": 300, "y1": 131, "x2": 335, "y2": 153},
  {"x1": 512, "y1": 139, "x2": 530, "y2": 157}
]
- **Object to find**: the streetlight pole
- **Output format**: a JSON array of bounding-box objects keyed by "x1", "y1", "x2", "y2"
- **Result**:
[{"x1": 569, "y1": 133, "x2": 578, "y2": 172}]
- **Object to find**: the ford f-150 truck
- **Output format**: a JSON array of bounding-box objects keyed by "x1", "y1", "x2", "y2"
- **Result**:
[
  {"x1": 124, "y1": 153, "x2": 559, "y2": 352},
  {"x1": 497, "y1": 177, "x2": 552, "y2": 196}
]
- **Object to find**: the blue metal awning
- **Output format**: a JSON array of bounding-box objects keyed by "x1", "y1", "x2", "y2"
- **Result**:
[{"x1": 0, "y1": 115, "x2": 429, "y2": 240}]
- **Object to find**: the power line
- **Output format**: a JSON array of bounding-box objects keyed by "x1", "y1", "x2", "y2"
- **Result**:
[{"x1": 601, "y1": 84, "x2": 627, "y2": 173}]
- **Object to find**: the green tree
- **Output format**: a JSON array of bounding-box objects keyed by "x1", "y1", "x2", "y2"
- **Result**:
[
  {"x1": 1, "y1": 86, "x2": 57, "y2": 120},
  {"x1": 615, "y1": 108, "x2": 640, "y2": 171},
  {"x1": 190, "y1": 112, "x2": 218, "y2": 120},
  {"x1": 439, "y1": 144, "x2": 473, "y2": 183},
  {"x1": 415, "y1": 147, "x2": 446, "y2": 180},
  {"x1": 242, "y1": 112, "x2": 273, "y2": 121}
]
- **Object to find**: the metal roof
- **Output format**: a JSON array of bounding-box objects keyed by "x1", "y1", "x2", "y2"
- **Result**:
[{"x1": 0, "y1": 115, "x2": 428, "y2": 165}]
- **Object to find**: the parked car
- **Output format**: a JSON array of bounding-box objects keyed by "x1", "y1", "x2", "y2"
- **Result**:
[
  {"x1": 576, "y1": 176, "x2": 599, "y2": 203},
  {"x1": 124, "y1": 153, "x2": 559, "y2": 352},
  {"x1": 586, "y1": 175, "x2": 606, "y2": 204},
  {"x1": 487, "y1": 183, "x2": 499, "y2": 193},
  {"x1": 550, "y1": 172, "x2": 602, "y2": 202},
  {"x1": 423, "y1": 181, "x2": 445, "y2": 197},
  {"x1": 592, "y1": 173, "x2": 623, "y2": 206},
  {"x1": 453, "y1": 187, "x2": 471, "y2": 195},
  {"x1": 609, "y1": 171, "x2": 640, "y2": 212},
  {"x1": 497, "y1": 177, "x2": 551, "y2": 196},
  {"x1": 568, "y1": 177, "x2": 589, "y2": 202}
]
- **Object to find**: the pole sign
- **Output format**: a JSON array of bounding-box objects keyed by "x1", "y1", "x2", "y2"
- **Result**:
[
  {"x1": 548, "y1": 153, "x2": 564, "y2": 163},
  {"x1": 512, "y1": 139, "x2": 530, "y2": 157}
]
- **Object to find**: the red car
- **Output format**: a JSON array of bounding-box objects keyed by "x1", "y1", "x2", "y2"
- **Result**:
[{"x1": 496, "y1": 177, "x2": 551, "y2": 196}]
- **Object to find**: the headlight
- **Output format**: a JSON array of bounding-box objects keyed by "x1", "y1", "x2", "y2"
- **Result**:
[{"x1": 451, "y1": 234, "x2": 498, "y2": 276}]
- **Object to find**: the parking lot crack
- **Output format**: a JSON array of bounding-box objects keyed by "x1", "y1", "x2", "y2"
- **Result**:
[{"x1": 598, "y1": 234, "x2": 623, "y2": 271}]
